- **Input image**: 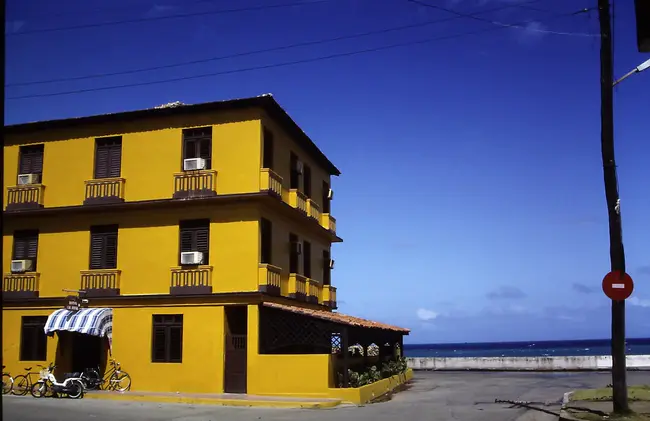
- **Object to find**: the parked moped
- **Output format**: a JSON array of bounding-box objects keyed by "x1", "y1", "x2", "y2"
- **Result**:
[{"x1": 30, "y1": 364, "x2": 84, "y2": 399}]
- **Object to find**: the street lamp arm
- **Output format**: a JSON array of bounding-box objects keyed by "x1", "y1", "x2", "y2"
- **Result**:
[{"x1": 613, "y1": 58, "x2": 650, "y2": 86}]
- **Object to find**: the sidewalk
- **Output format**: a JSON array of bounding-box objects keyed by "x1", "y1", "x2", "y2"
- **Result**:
[{"x1": 84, "y1": 389, "x2": 343, "y2": 409}]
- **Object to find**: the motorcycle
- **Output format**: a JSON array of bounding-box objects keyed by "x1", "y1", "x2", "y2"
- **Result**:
[
  {"x1": 31, "y1": 364, "x2": 84, "y2": 399},
  {"x1": 79, "y1": 366, "x2": 102, "y2": 390}
]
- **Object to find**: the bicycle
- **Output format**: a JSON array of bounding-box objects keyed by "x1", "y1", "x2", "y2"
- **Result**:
[
  {"x1": 80, "y1": 359, "x2": 131, "y2": 392},
  {"x1": 2, "y1": 366, "x2": 13, "y2": 395},
  {"x1": 11, "y1": 365, "x2": 45, "y2": 396}
]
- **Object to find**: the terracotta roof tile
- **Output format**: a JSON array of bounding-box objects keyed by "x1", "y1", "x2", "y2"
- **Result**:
[{"x1": 263, "y1": 303, "x2": 410, "y2": 333}]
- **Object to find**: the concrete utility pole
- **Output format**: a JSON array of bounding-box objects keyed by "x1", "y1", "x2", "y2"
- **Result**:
[{"x1": 597, "y1": 0, "x2": 629, "y2": 414}]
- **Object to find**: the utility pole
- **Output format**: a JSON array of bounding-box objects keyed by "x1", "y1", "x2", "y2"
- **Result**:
[{"x1": 598, "y1": 0, "x2": 629, "y2": 414}]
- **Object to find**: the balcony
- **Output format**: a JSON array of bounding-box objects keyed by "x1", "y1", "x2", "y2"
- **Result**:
[
  {"x1": 2, "y1": 273, "x2": 40, "y2": 299},
  {"x1": 84, "y1": 178, "x2": 125, "y2": 205},
  {"x1": 170, "y1": 266, "x2": 212, "y2": 295},
  {"x1": 6, "y1": 184, "x2": 45, "y2": 211},
  {"x1": 307, "y1": 279, "x2": 322, "y2": 304},
  {"x1": 320, "y1": 213, "x2": 337, "y2": 235},
  {"x1": 80, "y1": 269, "x2": 121, "y2": 297},
  {"x1": 288, "y1": 189, "x2": 308, "y2": 215},
  {"x1": 260, "y1": 169, "x2": 283, "y2": 198},
  {"x1": 288, "y1": 273, "x2": 307, "y2": 301},
  {"x1": 258, "y1": 264, "x2": 283, "y2": 296},
  {"x1": 307, "y1": 199, "x2": 321, "y2": 223},
  {"x1": 173, "y1": 170, "x2": 217, "y2": 199},
  {"x1": 323, "y1": 285, "x2": 337, "y2": 309}
]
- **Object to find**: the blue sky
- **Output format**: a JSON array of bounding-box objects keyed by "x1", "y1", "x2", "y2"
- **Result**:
[{"x1": 5, "y1": 0, "x2": 649, "y2": 343}]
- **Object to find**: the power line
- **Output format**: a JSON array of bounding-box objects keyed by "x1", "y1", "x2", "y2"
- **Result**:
[
  {"x1": 5, "y1": 0, "x2": 341, "y2": 37},
  {"x1": 6, "y1": 7, "x2": 594, "y2": 101},
  {"x1": 407, "y1": 0, "x2": 597, "y2": 37},
  {"x1": 6, "y1": 0, "x2": 543, "y2": 87}
]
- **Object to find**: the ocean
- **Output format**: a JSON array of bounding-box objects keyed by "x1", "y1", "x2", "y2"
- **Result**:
[{"x1": 404, "y1": 338, "x2": 650, "y2": 358}]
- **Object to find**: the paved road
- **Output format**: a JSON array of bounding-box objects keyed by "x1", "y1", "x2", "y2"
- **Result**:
[{"x1": 4, "y1": 371, "x2": 650, "y2": 421}]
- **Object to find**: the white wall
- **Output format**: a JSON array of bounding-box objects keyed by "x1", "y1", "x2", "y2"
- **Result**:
[{"x1": 407, "y1": 355, "x2": 650, "y2": 371}]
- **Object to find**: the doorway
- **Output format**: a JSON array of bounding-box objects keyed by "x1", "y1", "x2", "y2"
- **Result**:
[
  {"x1": 224, "y1": 306, "x2": 248, "y2": 394},
  {"x1": 71, "y1": 333, "x2": 106, "y2": 374}
]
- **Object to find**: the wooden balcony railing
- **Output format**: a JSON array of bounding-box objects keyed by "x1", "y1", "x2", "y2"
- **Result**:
[
  {"x1": 260, "y1": 169, "x2": 283, "y2": 198},
  {"x1": 320, "y1": 213, "x2": 337, "y2": 235},
  {"x1": 258, "y1": 264, "x2": 283, "y2": 296},
  {"x1": 307, "y1": 279, "x2": 322, "y2": 304},
  {"x1": 84, "y1": 178, "x2": 126, "y2": 205},
  {"x1": 81, "y1": 269, "x2": 121, "y2": 297},
  {"x1": 173, "y1": 170, "x2": 217, "y2": 199},
  {"x1": 288, "y1": 273, "x2": 307, "y2": 301},
  {"x1": 170, "y1": 266, "x2": 212, "y2": 295},
  {"x1": 307, "y1": 199, "x2": 321, "y2": 222},
  {"x1": 6, "y1": 185, "x2": 45, "y2": 211},
  {"x1": 3, "y1": 273, "x2": 40, "y2": 299},
  {"x1": 289, "y1": 189, "x2": 308, "y2": 215},
  {"x1": 323, "y1": 285, "x2": 337, "y2": 309}
]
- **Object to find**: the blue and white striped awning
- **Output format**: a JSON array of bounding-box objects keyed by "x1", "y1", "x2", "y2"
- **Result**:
[{"x1": 44, "y1": 308, "x2": 113, "y2": 348}]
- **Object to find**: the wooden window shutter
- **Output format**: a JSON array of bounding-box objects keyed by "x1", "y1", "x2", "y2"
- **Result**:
[
  {"x1": 105, "y1": 231, "x2": 118, "y2": 268},
  {"x1": 19, "y1": 145, "x2": 44, "y2": 175},
  {"x1": 90, "y1": 225, "x2": 118, "y2": 269},
  {"x1": 303, "y1": 165, "x2": 312, "y2": 198},
  {"x1": 182, "y1": 128, "x2": 212, "y2": 169},
  {"x1": 95, "y1": 137, "x2": 122, "y2": 179},
  {"x1": 263, "y1": 128, "x2": 274, "y2": 169},
  {"x1": 13, "y1": 230, "x2": 39, "y2": 269},
  {"x1": 179, "y1": 219, "x2": 210, "y2": 263}
]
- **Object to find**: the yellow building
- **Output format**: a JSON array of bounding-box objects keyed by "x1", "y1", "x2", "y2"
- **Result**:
[{"x1": 2, "y1": 95, "x2": 409, "y2": 401}]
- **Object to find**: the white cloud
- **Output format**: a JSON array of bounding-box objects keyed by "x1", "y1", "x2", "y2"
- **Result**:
[
  {"x1": 629, "y1": 297, "x2": 650, "y2": 308},
  {"x1": 416, "y1": 308, "x2": 439, "y2": 321}
]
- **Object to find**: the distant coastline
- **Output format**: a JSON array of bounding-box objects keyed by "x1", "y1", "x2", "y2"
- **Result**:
[{"x1": 404, "y1": 338, "x2": 650, "y2": 358}]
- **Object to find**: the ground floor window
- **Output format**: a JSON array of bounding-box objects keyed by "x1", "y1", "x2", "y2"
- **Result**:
[
  {"x1": 20, "y1": 316, "x2": 47, "y2": 361},
  {"x1": 151, "y1": 314, "x2": 183, "y2": 363}
]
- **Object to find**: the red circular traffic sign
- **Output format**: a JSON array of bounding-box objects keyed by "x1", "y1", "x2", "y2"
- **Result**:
[{"x1": 602, "y1": 271, "x2": 634, "y2": 301}]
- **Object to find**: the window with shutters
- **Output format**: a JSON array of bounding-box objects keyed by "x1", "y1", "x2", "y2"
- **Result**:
[
  {"x1": 303, "y1": 241, "x2": 312, "y2": 278},
  {"x1": 18, "y1": 144, "x2": 44, "y2": 178},
  {"x1": 290, "y1": 152, "x2": 300, "y2": 189},
  {"x1": 322, "y1": 181, "x2": 331, "y2": 214},
  {"x1": 94, "y1": 137, "x2": 122, "y2": 179},
  {"x1": 303, "y1": 165, "x2": 312, "y2": 198},
  {"x1": 151, "y1": 314, "x2": 183, "y2": 363},
  {"x1": 179, "y1": 219, "x2": 210, "y2": 265},
  {"x1": 260, "y1": 218, "x2": 272, "y2": 264},
  {"x1": 182, "y1": 127, "x2": 212, "y2": 170},
  {"x1": 262, "y1": 128, "x2": 274, "y2": 169},
  {"x1": 323, "y1": 250, "x2": 331, "y2": 286},
  {"x1": 13, "y1": 230, "x2": 39, "y2": 271},
  {"x1": 20, "y1": 316, "x2": 48, "y2": 361},
  {"x1": 89, "y1": 225, "x2": 118, "y2": 270},
  {"x1": 289, "y1": 233, "x2": 299, "y2": 274}
]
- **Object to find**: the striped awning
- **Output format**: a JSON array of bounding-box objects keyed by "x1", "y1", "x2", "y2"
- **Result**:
[{"x1": 44, "y1": 308, "x2": 113, "y2": 348}]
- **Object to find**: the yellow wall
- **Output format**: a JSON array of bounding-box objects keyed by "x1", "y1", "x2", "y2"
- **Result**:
[
  {"x1": 2, "y1": 205, "x2": 259, "y2": 297},
  {"x1": 2, "y1": 308, "x2": 60, "y2": 375},
  {"x1": 261, "y1": 114, "x2": 332, "y2": 211},
  {"x1": 111, "y1": 305, "x2": 225, "y2": 393},
  {"x1": 3, "y1": 110, "x2": 264, "y2": 207}
]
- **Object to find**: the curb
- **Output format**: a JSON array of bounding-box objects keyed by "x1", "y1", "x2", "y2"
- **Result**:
[{"x1": 84, "y1": 393, "x2": 343, "y2": 409}]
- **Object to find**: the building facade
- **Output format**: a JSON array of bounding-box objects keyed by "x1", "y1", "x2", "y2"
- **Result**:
[{"x1": 2, "y1": 95, "x2": 408, "y2": 399}]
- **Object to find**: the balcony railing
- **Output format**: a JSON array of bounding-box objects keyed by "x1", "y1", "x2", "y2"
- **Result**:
[
  {"x1": 260, "y1": 168, "x2": 283, "y2": 198},
  {"x1": 258, "y1": 264, "x2": 283, "y2": 296},
  {"x1": 6, "y1": 184, "x2": 45, "y2": 211},
  {"x1": 84, "y1": 178, "x2": 125, "y2": 205},
  {"x1": 170, "y1": 266, "x2": 213, "y2": 295},
  {"x1": 173, "y1": 170, "x2": 217, "y2": 199},
  {"x1": 307, "y1": 279, "x2": 322, "y2": 304},
  {"x1": 81, "y1": 269, "x2": 121, "y2": 297},
  {"x1": 307, "y1": 199, "x2": 321, "y2": 222},
  {"x1": 2, "y1": 273, "x2": 40, "y2": 299},
  {"x1": 320, "y1": 213, "x2": 337, "y2": 235},
  {"x1": 288, "y1": 189, "x2": 308, "y2": 215},
  {"x1": 323, "y1": 285, "x2": 337, "y2": 309},
  {"x1": 288, "y1": 273, "x2": 307, "y2": 301}
]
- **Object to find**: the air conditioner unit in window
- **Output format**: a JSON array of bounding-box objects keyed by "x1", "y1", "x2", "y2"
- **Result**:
[
  {"x1": 327, "y1": 189, "x2": 334, "y2": 200},
  {"x1": 11, "y1": 259, "x2": 33, "y2": 273},
  {"x1": 183, "y1": 158, "x2": 206, "y2": 171},
  {"x1": 18, "y1": 173, "x2": 41, "y2": 185},
  {"x1": 295, "y1": 160, "x2": 304, "y2": 175},
  {"x1": 329, "y1": 259, "x2": 335, "y2": 270},
  {"x1": 180, "y1": 251, "x2": 204, "y2": 265},
  {"x1": 291, "y1": 242, "x2": 302, "y2": 255}
]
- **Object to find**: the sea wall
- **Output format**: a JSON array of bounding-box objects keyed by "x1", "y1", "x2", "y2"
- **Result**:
[{"x1": 407, "y1": 355, "x2": 650, "y2": 371}]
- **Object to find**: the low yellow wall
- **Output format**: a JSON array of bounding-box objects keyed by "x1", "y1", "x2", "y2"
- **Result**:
[
  {"x1": 329, "y1": 369, "x2": 414, "y2": 404},
  {"x1": 248, "y1": 354, "x2": 333, "y2": 397}
]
